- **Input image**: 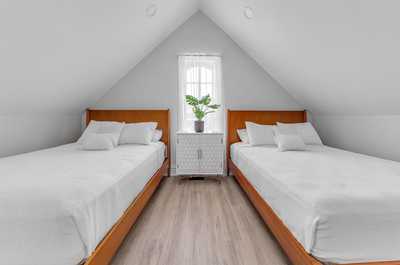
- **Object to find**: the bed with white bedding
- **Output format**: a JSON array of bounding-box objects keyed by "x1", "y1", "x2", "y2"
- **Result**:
[
  {"x1": 0, "y1": 142, "x2": 165, "y2": 265},
  {"x1": 231, "y1": 142, "x2": 400, "y2": 263}
]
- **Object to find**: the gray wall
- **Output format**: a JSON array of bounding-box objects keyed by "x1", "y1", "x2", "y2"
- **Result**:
[
  {"x1": 94, "y1": 12, "x2": 302, "y2": 169},
  {"x1": 0, "y1": 114, "x2": 82, "y2": 157},
  {"x1": 313, "y1": 115, "x2": 400, "y2": 162}
]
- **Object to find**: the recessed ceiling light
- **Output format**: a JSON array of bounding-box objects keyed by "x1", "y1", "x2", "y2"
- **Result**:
[
  {"x1": 243, "y1": 6, "x2": 254, "y2": 19},
  {"x1": 146, "y1": 3, "x2": 158, "y2": 17}
]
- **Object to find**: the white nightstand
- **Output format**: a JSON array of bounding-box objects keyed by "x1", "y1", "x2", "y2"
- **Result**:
[{"x1": 176, "y1": 131, "x2": 224, "y2": 180}]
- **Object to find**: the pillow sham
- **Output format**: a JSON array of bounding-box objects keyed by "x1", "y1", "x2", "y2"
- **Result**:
[
  {"x1": 78, "y1": 120, "x2": 124, "y2": 146},
  {"x1": 236, "y1": 129, "x2": 249, "y2": 143},
  {"x1": 152, "y1": 129, "x2": 163, "y2": 142},
  {"x1": 82, "y1": 133, "x2": 115, "y2": 151},
  {"x1": 245, "y1": 122, "x2": 275, "y2": 146},
  {"x1": 119, "y1": 122, "x2": 157, "y2": 145},
  {"x1": 275, "y1": 134, "x2": 306, "y2": 152},
  {"x1": 276, "y1": 122, "x2": 323, "y2": 145}
]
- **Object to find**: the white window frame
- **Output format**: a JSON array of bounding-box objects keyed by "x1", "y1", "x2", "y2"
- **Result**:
[{"x1": 178, "y1": 54, "x2": 223, "y2": 132}]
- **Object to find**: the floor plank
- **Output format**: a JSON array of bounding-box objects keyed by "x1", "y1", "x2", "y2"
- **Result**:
[{"x1": 111, "y1": 176, "x2": 290, "y2": 265}]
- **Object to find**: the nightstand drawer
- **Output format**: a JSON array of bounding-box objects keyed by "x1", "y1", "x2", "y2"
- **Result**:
[{"x1": 198, "y1": 134, "x2": 223, "y2": 145}]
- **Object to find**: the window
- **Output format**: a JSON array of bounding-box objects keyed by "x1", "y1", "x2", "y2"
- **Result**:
[{"x1": 178, "y1": 55, "x2": 223, "y2": 132}]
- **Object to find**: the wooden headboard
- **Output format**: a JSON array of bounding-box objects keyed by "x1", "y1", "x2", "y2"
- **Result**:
[
  {"x1": 227, "y1": 109, "x2": 307, "y2": 161},
  {"x1": 86, "y1": 109, "x2": 170, "y2": 162}
]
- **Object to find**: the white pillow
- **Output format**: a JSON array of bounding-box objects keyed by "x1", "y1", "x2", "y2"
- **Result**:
[
  {"x1": 275, "y1": 134, "x2": 306, "y2": 152},
  {"x1": 78, "y1": 120, "x2": 124, "y2": 146},
  {"x1": 276, "y1": 122, "x2": 323, "y2": 145},
  {"x1": 245, "y1": 122, "x2": 275, "y2": 146},
  {"x1": 82, "y1": 133, "x2": 115, "y2": 150},
  {"x1": 152, "y1": 129, "x2": 163, "y2": 142},
  {"x1": 236, "y1": 129, "x2": 249, "y2": 143},
  {"x1": 119, "y1": 122, "x2": 157, "y2": 145}
]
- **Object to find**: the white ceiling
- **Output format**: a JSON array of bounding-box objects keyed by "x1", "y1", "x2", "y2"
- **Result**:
[
  {"x1": 201, "y1": 0, "x2": 400, "y2": 115},
  {"x1": 2, "y1": 0, "x2": 400, "y2": 115},
  {"x1": 0, "y1": 0, "x2": 198, "y2": 114}
]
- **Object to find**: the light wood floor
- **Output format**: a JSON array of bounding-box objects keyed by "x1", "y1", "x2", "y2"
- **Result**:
[{"x1": 111, "y1": 176, "x2": 290, "y2": 265}]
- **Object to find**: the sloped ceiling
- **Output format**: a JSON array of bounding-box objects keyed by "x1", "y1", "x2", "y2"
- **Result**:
[
  {"x1": 201, "y1": 0, "x2": 400, "y2": 115},
  {"x1": 3, "y1": 0, "x2": 400, "y2": 115},
  {"x1": 0, "y1": 0, "x2": 198, "y2": 114}
]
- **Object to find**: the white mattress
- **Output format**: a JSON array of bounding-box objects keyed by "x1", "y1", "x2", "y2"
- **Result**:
[
  {"x1": 231, "y1": 143, "x2": 400, "y2": 264},
  {"x1": 0, "y1": 142, "x2": 165, "y2": 265}
]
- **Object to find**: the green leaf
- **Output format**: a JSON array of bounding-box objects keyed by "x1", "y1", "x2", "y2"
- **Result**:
[
  {"x1": 199, "y1": 94, "x2": 211, "y2": 105},
  {"x1": 185, "y1": 95, "x2": 199, "y2": 106},
  {"x1": 207, "y1": 104, "x2": 220, "y2": 109},
  {"x1": 193, "y1": 106, "x2": 205, "y2": 120}
]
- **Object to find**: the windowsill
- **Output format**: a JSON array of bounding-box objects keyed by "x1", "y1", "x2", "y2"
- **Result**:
[{"x1": 177, "y1": 130, "x2": 224, "y2": 134}]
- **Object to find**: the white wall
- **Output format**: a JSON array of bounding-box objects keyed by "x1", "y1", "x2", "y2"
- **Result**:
[
  {"x1": 0, "y1": 114, "x2": 82, "y2": 157},
  {"x1": 313, "y1": 115, "x2": 400, "y2": 162},
  {"x1": 94, "y1": 12, "x2": 302, "y2": 169}
]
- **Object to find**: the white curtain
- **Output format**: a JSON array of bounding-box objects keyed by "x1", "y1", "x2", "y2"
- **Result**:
[{"x1": 178, "y1": 55, "x2": 223, "y2": 132}]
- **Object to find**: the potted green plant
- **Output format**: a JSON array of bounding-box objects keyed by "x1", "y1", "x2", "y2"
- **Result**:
[{"x1": 185, "y1": 94, "x2": 220, "y2": 132}]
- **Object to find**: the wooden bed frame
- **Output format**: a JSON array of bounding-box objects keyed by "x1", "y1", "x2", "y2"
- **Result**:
[
  {"x1": 83, "y1": 109, "x2": 170, "y2": 265},
  {"x1": 227, "y1": 109, "x2": 400, "y2": 265}
]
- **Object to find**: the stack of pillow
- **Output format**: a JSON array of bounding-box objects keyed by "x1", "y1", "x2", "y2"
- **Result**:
[
  {"x1": 78, "y1": 121, "x2": 162, "y2": 151},
  {"x1": 238, "y1": 121, "x2": 323, "y2": 152}
]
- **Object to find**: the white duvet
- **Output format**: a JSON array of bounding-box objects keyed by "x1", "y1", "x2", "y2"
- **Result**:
[
  {"x1": 0, "y1": 142, "x2": 165, "y2": 265},
  {"x1": 231, "y1": 143, "x2": 400, "y2": 264}
]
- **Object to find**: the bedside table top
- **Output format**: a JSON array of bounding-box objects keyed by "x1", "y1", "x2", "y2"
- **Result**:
[{"x1": 177, "y1": 130, "x2": 224, "y2": 135}]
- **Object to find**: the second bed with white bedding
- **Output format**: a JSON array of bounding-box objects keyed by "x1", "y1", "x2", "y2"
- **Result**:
[
  {"x1": 231, "y1": 143, "x2": 400, "y2": 263},
  {"x1": 0, "y1": 142, "x2": 165, "y2": 265}
]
